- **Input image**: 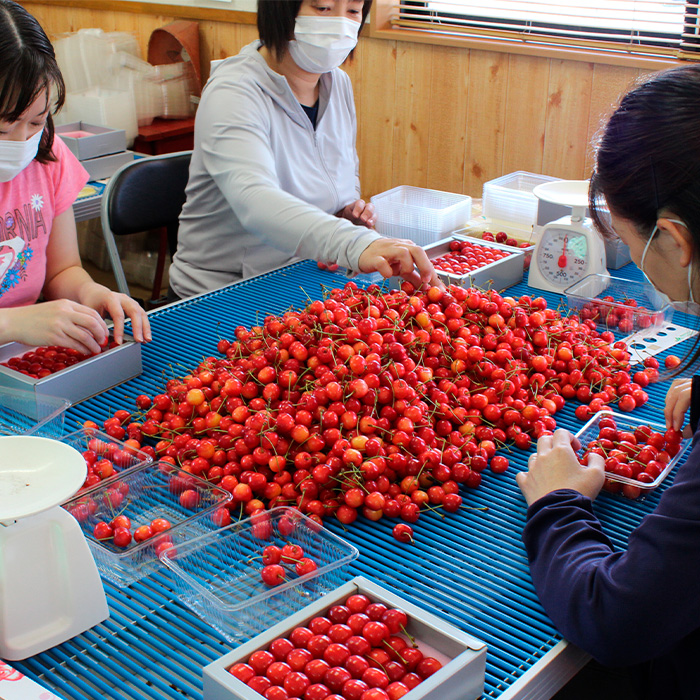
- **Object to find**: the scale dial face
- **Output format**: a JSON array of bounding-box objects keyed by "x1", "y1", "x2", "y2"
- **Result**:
[{"x1": 535, "y1": 227, "x2": 589, "y2": 286}]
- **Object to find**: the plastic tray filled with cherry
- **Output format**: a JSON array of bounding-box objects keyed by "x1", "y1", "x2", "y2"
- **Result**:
[
  {"x1": 565, "y1": 273, "x2": 673, "y2": 335},
  {"x1": 62, "y1": 460, "x2": 232, "y2": 587},
  {"x1": 574, "y1": 411, "x2": 691, "y2": 500},
  {"x1": 203, "y1": 576, "x2": 486, "y2": 700}
]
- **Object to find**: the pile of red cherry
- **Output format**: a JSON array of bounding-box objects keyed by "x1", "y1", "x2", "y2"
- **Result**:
[
  {"x1": 86, "y1": 281, "x2": 650, "y2": 536},
  {"x1": 228, "y1": 592, "x2": 442, "y2": 700},
  {"x1": 432, "y1": 240, "x2": 511, "y2": 276},
  {"x1": 579, "y1": 413, "x2": 684, "y2": 500},
  {"x1": 92, "y1": 515, "x2": 174, "y2": 555},
  {"x1": 577, "y1": 296, "x2": 664, "y2": 333},
  {"x1": 1, "y1": 341, "x2": 118, "y2": 379},
  {"x1": 261, "y1": 543, "x2": 319, "y2": 587}
]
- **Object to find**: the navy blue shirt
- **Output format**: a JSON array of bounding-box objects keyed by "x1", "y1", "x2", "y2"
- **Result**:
[{"x1": 522, "y1": 433, "x2": 700, "y2": 699}]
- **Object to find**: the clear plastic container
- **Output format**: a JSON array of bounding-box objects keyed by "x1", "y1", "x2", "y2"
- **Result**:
[
  {"x1": 604, "y1": 235, "x2": 632, "y2": 269},
  {"x1": 371, "y1": 186, "x2": 472, "y2": 247},
  {"x1": 62, "y1": 461, "x2": 231, "y2": 587},
  {"x1": 565, "y1": 273, "x2": 672, "y2": 334},
  {"x1": 60, "y1": 427, "x2": 153, "y2": 492},
  {"x1": 575, "y1": 411, "x2": 691, "y2": 500},
  {"x1": 0, "y1": 386, "x2": 69, "y2": 438},
  {"x1": 482, "y1": 171, "x2": 560, "y2": 228},
  {"x1": 160, "y1": 507, "x2": 359, "y2": 642}
]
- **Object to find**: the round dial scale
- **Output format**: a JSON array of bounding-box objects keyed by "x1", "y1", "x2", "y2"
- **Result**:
[{"x1": 528, "y1": 180, "x2": 607, "y2": 293}]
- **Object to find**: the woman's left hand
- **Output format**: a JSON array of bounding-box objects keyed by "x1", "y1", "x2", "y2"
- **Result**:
[
  {"x1": 79, "y1": 283, "x2": 152, "y2": 345},
  {"x1": 338, "y1": 200, "x2": 377, "y2": 229},
  {"x1": 358, "y1": 237, "x2": 444, "y2": 289},
  {"x1": 515, "y1": 429, "x2": 606, "y2": 507}
]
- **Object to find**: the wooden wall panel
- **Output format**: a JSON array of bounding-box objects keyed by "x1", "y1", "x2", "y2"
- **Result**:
[
  {"x1": 24, "y1": 2, "x2": 667, "y2": 199},
  {"x1": 426, "y1": 45, "x2": 469, "y2": 195},
  {"x1": 502, "y1": 54, "x2": 550, "y2": 177},
  {"x1": 463, "y1": 50, "x2": 509, "y2": 197},
  {"x1": 393, "y1": 41, "x2": 433, "y2": 189},
  {"x1": 542, "y1": 60, "x2": 595, "y2": 179},
  {"x1": 584, "y1": 63, "x2": 646, "y2": 174},
  {"x1": 357, "y1": 39, "x2": 397, "y2": 199}
]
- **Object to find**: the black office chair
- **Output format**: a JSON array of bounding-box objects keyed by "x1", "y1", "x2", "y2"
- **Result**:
[{"x1": 100, "y1": 150, "x2": 192, "y2": 306}]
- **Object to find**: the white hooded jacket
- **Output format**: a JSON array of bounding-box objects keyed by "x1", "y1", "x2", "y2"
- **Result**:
[{"x1": 169, "y1": 41, "x2": 381, "y2": 298}]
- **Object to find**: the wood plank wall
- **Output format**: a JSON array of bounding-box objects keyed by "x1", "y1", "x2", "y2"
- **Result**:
[{"x1": 24, "y1": 2, "x2": 655, "y2": 199}]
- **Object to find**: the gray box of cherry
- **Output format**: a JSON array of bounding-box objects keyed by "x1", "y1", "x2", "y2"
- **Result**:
[
  {"x1": 422, "y1": 235, "x2": 525, "y2": 290},
  {"x1": 0, "y1": 336, "x2": 141, "y2": 408},
  {"x1": 203, "y1": 575, "x2": 486, "y2": 700}
]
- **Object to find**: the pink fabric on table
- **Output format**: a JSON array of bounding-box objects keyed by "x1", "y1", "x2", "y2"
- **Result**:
[{"x1": 0, "y1": 135, "x2": 88, "y2": 308}]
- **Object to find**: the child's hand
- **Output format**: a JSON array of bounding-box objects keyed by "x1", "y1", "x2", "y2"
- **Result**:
[
  {"x1": 79, "y1": 284, "x2": 151, "y2": 345},
  {"x1": 664, "y1": 377, "x2": 692, "y2": 434},
  {"x1": 4, "y1": 300, "x2": 109, "y2": 355}
]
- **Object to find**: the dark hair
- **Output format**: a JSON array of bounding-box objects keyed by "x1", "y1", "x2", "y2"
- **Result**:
[
  {"x1": 589, "y1": 64, "x2": 700, "y2": 372},
  {"x1": 590, "y1": 65, "x2": 700, "y2": 240},
  {"x1": 0, "y1": 0, "x2": 65, "y2": 163},
  {"x1": 257, "y1": 0, "x2": 373, "y2": 61}
]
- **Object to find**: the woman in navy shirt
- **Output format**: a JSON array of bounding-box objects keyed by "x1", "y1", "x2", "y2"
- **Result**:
[{"x1": 518, "y1": 64, "x2": 700, "y2": 700}]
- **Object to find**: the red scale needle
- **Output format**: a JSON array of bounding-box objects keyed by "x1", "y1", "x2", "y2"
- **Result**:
[{"x1": 558, "y1": 235, "x2": 568, "y2": 269}]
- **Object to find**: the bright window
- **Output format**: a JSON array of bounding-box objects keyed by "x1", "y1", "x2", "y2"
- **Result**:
[{"x1": 393, "y1": 0, "x2": 700, "y2": 58}]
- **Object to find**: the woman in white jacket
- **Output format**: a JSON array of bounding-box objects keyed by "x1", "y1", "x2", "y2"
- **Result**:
[{"x1": 169, "y1": 0, "x2": 439, "y2": 299}]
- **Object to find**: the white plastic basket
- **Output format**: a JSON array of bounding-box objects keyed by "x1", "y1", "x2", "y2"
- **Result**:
[
  {"x1": 371, "y1": 186, "x2": 472, "y2": 247},
  {"x1": 482, "y1": 171, "x2": 559, "y2": 227}
]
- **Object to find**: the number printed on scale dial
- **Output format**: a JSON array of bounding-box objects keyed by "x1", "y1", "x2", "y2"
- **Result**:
[{"x1": 537, "y1": 229, "x2": 589, "y2": 285}]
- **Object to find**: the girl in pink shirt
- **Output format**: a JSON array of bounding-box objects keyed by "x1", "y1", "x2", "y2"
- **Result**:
[{"x1": 0, "y1": 0, "x2": 150, "y2": 354}]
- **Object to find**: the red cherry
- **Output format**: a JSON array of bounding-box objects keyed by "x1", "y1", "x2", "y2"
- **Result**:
[{"x1": 261, "y1": 564, "x2": 286, "y2": 587}]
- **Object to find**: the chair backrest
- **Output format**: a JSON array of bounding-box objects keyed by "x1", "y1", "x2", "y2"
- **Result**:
[
  {"x1": 103, "y1": 150, "x2": 192, "y2": 242},
  {"x1": 99, "y1": 150, "x2": 192, "y2": 297}
]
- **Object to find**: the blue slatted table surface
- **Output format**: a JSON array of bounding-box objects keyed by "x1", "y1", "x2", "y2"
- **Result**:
[{"x1": 13, "y1": 260, "x2": 698, "y2": 699}]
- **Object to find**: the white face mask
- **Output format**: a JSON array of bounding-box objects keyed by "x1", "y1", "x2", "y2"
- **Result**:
[
  {"x1": 288, "y1": 16, "x2": 360, "y2": 74},
  {"x1": 640, "y1": 218, "x2": 700, "y2": 315},
  {"x1": 0, "y1": 129, "x2": 43, "y2": 183}
]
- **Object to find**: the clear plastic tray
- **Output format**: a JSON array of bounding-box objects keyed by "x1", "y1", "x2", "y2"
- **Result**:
[
  {"x1": 0, "y1": 386, "x2": 69, "y2": 438},
  {"x1": 160, "y1": 507, "x2": 359, "y2": 642},
  {"x1": 575, "y1": 411, "x2": 691, "y2": 500},
  {"x1": 565, "y1": 273, "x2": 672, "y2": 334},
  {"x1": 60, "y1": 427, "x2": 153, "y2": 493},
  {"x1": 62, "y1": 460, "x2": 231, "y2": 587},
  {"x1": 371, "y1": 186, "x2": 472, "y2": 247},
  {"x1": 482, "y1": 171, "x2": 559, "y2": 227}
]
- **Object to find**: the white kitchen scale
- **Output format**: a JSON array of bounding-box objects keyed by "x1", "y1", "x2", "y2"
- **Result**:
[
  {"x1": 528, "y1": 180, "x2": 607, "y2": 293},
  {"x1": 0, "y1": 436, "x2": 109, "y2": 660}
]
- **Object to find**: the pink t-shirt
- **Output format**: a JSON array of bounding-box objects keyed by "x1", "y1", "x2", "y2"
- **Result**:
[{"x1": 0, "y1": 135, "x2": 88, "y2": 307}]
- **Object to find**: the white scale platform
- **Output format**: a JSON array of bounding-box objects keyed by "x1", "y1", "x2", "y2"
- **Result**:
[{"x1": 0, "y1": 436, "x2": 108, "y2": 660}]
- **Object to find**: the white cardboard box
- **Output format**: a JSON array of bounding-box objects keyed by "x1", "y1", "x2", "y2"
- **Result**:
[{"x1": 203, "y1": 575, "x2": 487, "y2": 700}]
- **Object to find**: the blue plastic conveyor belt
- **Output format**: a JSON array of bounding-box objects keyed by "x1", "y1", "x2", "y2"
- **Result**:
[{"x1": 13, "y1": 260, "x2": 698, "y2": 699}]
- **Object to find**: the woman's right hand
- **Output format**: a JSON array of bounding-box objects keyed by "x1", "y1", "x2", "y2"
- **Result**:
[
  {"x1": 358, "y1": 237, "x2": 445, "y2": 289},
  {"x1": 1, "y1": 300, "x2": 109, "y2": 355},
  {"x1": 665, "y1": 377, "x2": 693, "y2": 435}
]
